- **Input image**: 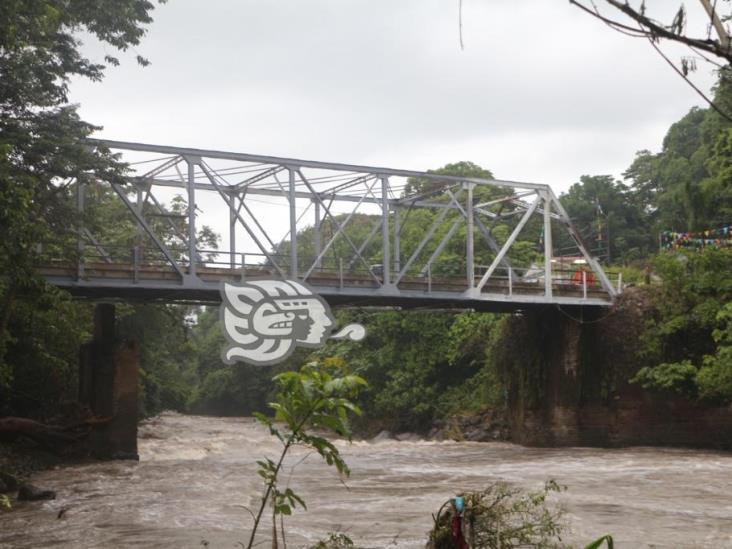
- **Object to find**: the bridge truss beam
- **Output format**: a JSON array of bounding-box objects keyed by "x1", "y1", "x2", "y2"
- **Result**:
[{"x1": 43, "y1": 140, "x2": 618, "y2": 309}]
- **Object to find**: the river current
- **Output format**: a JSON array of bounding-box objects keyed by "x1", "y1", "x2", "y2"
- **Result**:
[{"x1": 1, "y1": 412, "x2": 731, "y2": 548}]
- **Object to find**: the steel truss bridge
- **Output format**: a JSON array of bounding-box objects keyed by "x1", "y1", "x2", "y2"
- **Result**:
[{"x1": 39, "y1": 140, "x2": 620, "y2": 311}]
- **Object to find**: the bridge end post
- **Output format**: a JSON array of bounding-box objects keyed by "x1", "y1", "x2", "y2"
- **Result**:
[{"x1": 79, "y1": 303, "x2": 139, "y2": 460}]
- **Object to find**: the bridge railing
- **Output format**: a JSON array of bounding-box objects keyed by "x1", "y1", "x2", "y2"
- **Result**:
[
  {"x1": 473, "y1": 264, "x2": 623, "y2": 299},
  {"x1": 46, "y1": 237, "x2": 622, "y2": 302}
]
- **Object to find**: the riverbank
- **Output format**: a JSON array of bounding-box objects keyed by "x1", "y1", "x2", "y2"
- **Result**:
[{"x1": 0, "y1": 440, "x2": 66, "y2": 482}]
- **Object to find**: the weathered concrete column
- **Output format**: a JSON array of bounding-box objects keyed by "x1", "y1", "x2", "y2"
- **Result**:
[{"x1": 79, "y1": 303, "x2": 139, "y2": 460}]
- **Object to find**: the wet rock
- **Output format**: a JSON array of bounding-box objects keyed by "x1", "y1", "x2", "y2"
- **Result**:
[
  {"x1": 395, "y1": 432, "x2": 421, "y2": 442},
  {"x1": 428, "y1": 410, "x2": 511, "y2": 442},
  {"x1": 17, "y1": 483, "x2": 56, "y2": 501},
  {"x1": 371, "y1": 430, "x2": 393, "y2": 442}
]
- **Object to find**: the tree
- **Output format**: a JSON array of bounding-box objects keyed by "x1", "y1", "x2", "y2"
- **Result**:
[
  {"x1": 631, "y1": 248, "x2": 732, "y2": 403},
  {"x1": 0, "y1": 1, "x2": 165, "y2": 401},
  {"x1": 559, "y1": 175, "x2": 653, "y2": 262},
  {"x1": 623, "y1": 73, "x2": 732, "y2": 233},
  {"x1": 571, "y1": 1, "x2": 732, "y2": 120},
  {"x1": 570, "y1": 1, "x2": 732, "y2": 64},
  {"x1": 403, "y1": 161, "x2": 495, "y2": 197}
]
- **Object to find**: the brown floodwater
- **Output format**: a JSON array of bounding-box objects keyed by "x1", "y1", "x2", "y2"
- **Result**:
[{"x1": 1, "y1": 412, "x2": 731, "y2": 548}]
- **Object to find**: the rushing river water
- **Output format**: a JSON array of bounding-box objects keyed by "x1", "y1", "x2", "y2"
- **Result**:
[{"x1": 2, "y1": 412, "x2": 732, "y2": 548}]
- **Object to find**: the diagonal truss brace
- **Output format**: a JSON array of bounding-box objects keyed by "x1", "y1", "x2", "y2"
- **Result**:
[
  {"x1": 550, "y1": 194, "x2": 616, "y2": 297},
  {"x1": 199, "y1": 163, "x2": 287, "y2": 278},
  {"x1": 394, "y1": 189, "x2": 463, "y2": 286},
  {"x1": 475, "y1": 196, "x2": 541, "y2": 292},
  {"x1": 303, "y1": 176, "x2": 380, "y2": 281},
  {"x1": 110, "y1": 183, "x2": 187, "y2": 279}
]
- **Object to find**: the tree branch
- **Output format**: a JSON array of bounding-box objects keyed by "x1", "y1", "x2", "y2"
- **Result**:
[{"x1": 571, "y1": 0, "x2": 732, "y2": 64}]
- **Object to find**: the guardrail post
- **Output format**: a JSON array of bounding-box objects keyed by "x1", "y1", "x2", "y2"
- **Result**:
[
  {"x1": 582, "y1": 270, "x2": 587, "y2": 299},
  {"x1": 339, "y1": 258, "x2": 344, "y2": 289},
  {"x1": 617, "y1": 272, "x2": 623, "y2": 294},
  {"x1": 428, "y1": 264, "x2": 432, "y2": 294},
  {"x1": 240, "y1": 253, "x2": 246, "y2": 282}
]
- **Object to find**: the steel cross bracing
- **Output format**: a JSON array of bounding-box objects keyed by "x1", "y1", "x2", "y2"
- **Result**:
[{"x1": 39, "y1": 140, "x2": 620, "y2": 311}]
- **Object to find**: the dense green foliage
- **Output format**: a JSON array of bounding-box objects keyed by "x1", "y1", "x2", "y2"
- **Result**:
[
  {"x1": 632, "y1": 249, "x2": 732, "y2": 404},
  {"x1": 0, "y1": 0, "x2": 165, "y2": 415}
]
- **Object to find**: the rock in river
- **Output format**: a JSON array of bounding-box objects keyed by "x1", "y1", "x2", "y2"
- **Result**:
[{"x1": 17, "y1": 483, "x2": 56, "y2": 501}]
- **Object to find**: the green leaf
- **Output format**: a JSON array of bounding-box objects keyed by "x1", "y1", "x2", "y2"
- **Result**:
[{"x1": 584, "y1": 535, "x2": 614, "y2": 549}]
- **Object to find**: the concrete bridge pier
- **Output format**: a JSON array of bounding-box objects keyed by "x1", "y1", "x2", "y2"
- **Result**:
[{"x1": 79, "y1": 303, "x2": 139, "y2": 460}]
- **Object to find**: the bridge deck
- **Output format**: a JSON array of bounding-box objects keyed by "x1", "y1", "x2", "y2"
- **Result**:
[{"x1": 40, "y1": 262, "x2": 613, "y2": 312}]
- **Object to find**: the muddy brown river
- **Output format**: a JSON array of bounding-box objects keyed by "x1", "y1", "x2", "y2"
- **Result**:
[{"x1": 1, "y1": 412, "x2": 731, "y2": 548}]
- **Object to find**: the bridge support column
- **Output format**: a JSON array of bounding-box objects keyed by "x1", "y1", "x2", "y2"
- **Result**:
[{"x1": 79, "y1": 303, "x2": 139, "y2": 460}]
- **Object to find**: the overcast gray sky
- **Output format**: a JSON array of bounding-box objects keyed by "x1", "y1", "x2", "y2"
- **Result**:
[{"x1": 70, "y1": 0, "x2": 719, "y2": 194}]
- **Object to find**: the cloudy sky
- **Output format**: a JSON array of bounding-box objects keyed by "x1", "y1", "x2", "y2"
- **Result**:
[{"x1": 70, "y1": 0, "x2": 719, "y2": 195}]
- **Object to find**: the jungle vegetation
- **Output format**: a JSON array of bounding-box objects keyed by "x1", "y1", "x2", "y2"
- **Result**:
[{"x1": 1, "y1": 1, "x2": 732, "y2": 431}]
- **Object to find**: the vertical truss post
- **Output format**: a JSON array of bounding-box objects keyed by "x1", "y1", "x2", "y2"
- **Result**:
[
  {"x1": 288, "y1": 167, "x2": 298, "y2": 278},
  {"x1": 313, "y1": 200, "x2": 322, "y2": 270},
  {"x1": 543, "y1": 191, "x2": 553, "y2": 298},
  {"x1": 393, "y1": 208, "x2": 401, "y2": 274},
  {"x1": 508, "y1": 266, "x2": 513, "y2": 296},
  {"x1": 466, "y1": 183, "x2": 475, "y2": 289},
  {"x1": 380, "y1": 176, "x2": 391, "y2": 286},
  {"x1": 136, "y1": 184, "x2": 144, "y2": 261},
  {"x1": 186, "y1": 157, "x2": 198, "y2": 277},
  {"x1": 77, "y1": 179, "x2": 85, "y2": 280},
  {"x1": 133, "y1": 246, "x2": 140, "y2": 284},
  {"x1": 229, "y1": 191, "x2": 236, "y2": 269}
]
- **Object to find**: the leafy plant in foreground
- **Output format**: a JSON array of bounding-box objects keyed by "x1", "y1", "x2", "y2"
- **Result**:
[
  {"x1": 246, "y1": 359, "x2": 367, "y2": 549},
  {"x1": 584, "y1": 534, "x2": 614, "y2": 549}
]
